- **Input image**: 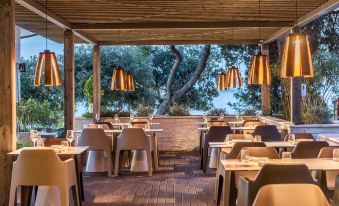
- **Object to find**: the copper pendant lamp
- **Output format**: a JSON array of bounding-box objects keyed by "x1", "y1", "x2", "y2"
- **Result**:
[
  {"x1": 248, "y1": 50, "x2": 271, "y2": 85},
  {"x1": 281, "y1": 28, "x2": 313, "y2": 78},
  {"x1": 33, "y1": 0, "x2": 62, "y2": 87},
  {"x1": 225, "y1": 66, "x2": 242, "y2": 88},
  {"x1": 125, "y1": 71, "x2": 135, "y2": 92},
  {"x1": 111, "y1": 67, "x2": 127, "y2": 91},
  {"x1": 217, "y1": 72, "x2": 227, "y2": 90},
  {"x1": 247, "y1": 0, "x2": 271, "y2": 85},
  {"x1": 281, "y1": 0, "x2": 313, "y2": 78}
]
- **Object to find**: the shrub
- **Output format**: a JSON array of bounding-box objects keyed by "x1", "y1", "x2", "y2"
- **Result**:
[
  {"x1": 207, "y1": 108, "x2": 227, "y2": 116},
  {"x1": 135, "y1": 105, "x2": 154, "y2": 117},
  {"x1": 168, "y1": 104, "x2": 190, "y2": 116}
]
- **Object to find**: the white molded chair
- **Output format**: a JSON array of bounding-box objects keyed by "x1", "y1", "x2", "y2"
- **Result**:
[
  {"x1": 253, "y1": 184, "x2": 330, "y2": 206},
  {"x1": 9, "y1": 149, "x2": 79, "y2": 206},
  {"x1": 115, "y1": 128, "x2": 152, "y2": 176},
  {"x1": 77, "y1": 128, "x2": 112, "y2": 176}
]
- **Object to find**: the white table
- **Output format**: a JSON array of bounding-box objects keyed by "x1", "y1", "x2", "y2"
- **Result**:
[
  {"x1": 209, "y1": 141, "x2": 296, "y2": 149},
  {"x1": 216, "y1": 158, "x2": 339, "y2": 206}
]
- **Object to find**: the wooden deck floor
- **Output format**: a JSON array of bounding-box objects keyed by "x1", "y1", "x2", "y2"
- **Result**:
[{"x1": 82, "y1": 152, "x2": 216, "y2": 206}]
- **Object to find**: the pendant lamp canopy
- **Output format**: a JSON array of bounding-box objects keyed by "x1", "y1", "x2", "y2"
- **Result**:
[
  {"x1": 248, "y1": 50, "x2": 271, "y2": 85},
  {"x1": 225, "y1": 66, "x2": 242, "y2": 89},
  {"x1": 281, "y1": 28, "x2": 314, "y2": 78},
  {"x1": 33, "y1": 0, "x2": 61, "y2": 87},
  {"x1": 34, "y1": 50, "x2": 62, "y2": 87},
  {"x1": 217, "y1": 72, "x2": 227, "y2": 90},
  {"x1": 111, "y1": 67, "x2": 127, "y2": 91},
  {"x1": 125, "y1": 71, "x2": 135, "y2": 92}
]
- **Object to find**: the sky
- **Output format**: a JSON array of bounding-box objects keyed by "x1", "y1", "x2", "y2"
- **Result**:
[{"x1": 20, "y1": 35, "x2": 238, "y2": 116}]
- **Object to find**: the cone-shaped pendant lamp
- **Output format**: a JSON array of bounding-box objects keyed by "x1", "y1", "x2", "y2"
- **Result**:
[
  {"x1": 225, "y1": 66, "x2": 242, "y2": 89},
  {"x1": 111, "y1": 67, "x2": 127, "y2": 91},
  {"x1": 281, "y1": 28, "x2": 313, "y2": 78},
  {"x1": 217, "y1": 72, "x2": 227, "y2": 90},
  {"x1": 125, "y1": 71, "x2": 135, "y2": 92},
  {"x1": 248, "y1": 50, "x2": 271, "y2": 85},
  {"x1": 33, "y1": 0, "x2": 61, "y2": 87}
]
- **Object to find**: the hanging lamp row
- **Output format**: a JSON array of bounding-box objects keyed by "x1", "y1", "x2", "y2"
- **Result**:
[
  {"x1": 217, "y1": 66, "x2": 242, "y2": 91},
  {"x1": 111, "y1": 67, "x2": 135, "y2": 92}
]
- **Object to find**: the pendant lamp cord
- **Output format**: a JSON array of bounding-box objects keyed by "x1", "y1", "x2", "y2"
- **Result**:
[
  {"x1": 45, "y1": 0, "x2": 48, "y2": 50},
  {"x1": 295, "y1": 0, "x2": 298, "y2": 27},
  {"x1": 258, "y1": 0, "x2": 261, "y2": 41}
]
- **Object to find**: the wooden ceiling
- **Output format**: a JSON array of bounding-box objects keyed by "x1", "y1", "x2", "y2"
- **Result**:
[{"x1": 14, "y1": 0, "x2": 336, "y2": 45}]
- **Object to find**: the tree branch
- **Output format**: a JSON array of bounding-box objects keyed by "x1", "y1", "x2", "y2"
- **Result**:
[
  {"x1": 172, "y1": 45, "x2": 211, "y2": 101},
  {"x1": 166, "y1": 45, "x2": 182, "y2": 99}
]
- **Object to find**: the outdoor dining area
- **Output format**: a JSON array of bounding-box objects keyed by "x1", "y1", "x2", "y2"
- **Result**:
[{"x1": 1, "y1": 0, "x2": 339, "y2": 205}]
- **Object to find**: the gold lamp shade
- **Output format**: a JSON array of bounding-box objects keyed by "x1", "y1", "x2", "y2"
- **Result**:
[
  {"x1": 217, "y1": 72, "x2": 227, "y2": 90},
  {"x1": 248, "y1": 51, "x2": 271, "y2": 85},
  {"x1": 225, "y1": 66, "x2": 242, "y2": 88},
  {"x1": 281, "y1": 30, "x2": 314, "y2": 78},
  {"x1": 34, "y1": 50, "x2": 62, "y2": 87},
  {"x1": 111, "y1": 67, "x2": 127, "y2": 91},
  {"x1": 125, "y1": 71, "x2": 135, "y2": 92}
]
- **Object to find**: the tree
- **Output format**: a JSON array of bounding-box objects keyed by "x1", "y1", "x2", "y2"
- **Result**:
[{"x1": 156, "y1": 45, "x2": 211, "y2": 114}]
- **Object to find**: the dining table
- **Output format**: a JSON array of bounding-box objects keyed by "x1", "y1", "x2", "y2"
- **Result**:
[
  {"x1": 8, "y1": 146, "x2": 89, "y2": 205},
  {"x1": 215, "y1": 158, "x2": 339, "y2": 206}
]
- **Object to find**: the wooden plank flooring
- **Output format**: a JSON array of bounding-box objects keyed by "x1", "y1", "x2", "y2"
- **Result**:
[{"x1": 83, "y1": 152, "x2": 216, "y2": 206}]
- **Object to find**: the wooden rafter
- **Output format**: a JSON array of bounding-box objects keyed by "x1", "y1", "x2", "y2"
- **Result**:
[
  {"x1": 264, "y1": 0, "x2": 339, "y2": 43},
  {"x1": 15, "y1": 0, "x2": 98, "y2": 45}
]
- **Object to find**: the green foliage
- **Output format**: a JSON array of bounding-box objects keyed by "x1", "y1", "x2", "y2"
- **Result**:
[
  {"x1": 101, "y1": 109, "x2": 130, "y2": 117},
  {"x1": 168, "y1": 104, "x2": 190, "y2": 116},
  {"x1": 16, "y1": 140, "x2": 33, "y2": 149},
  {"x1": 207, "y1": 108, "x2": 227, "y2": 116},
  {"x1": 17, "y1": 99, "x2": 63, "y2": 132},
  {"x1": 83, "y1": 75, "x2": 93, "y2": 107},
  {"x1": 135, "y1": 105, "x2": 154, "y2": 117}
]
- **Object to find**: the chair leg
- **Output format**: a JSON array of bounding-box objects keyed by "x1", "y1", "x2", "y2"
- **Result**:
[
  {"x1": 106, "y1": 150, "x2": 112, "y2": 177},
  {"x1": 71, "y1": 185, "x2": 80, "y2": 206},
  {"x1": 59, "y1": 186, "x2": 70, "y2": 206},
  {"x1": 21, "y1": 186, "x2": 33, "y2": 206},
  {"x1": 146, "y1": 149, "x2": 153, "y2": 176},
  {"x1": 114, "y1": 149, "x2": 121, "y2": 176},
  {"x1": 216, "y1": 175, "x2": 224, "y2": 205}
]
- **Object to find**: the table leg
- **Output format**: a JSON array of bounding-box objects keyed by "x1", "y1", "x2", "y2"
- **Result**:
[
  {"x1": 199, "y1": 131, "x2": 203, "y2": 155},
  {"x1": 20, "y1": 186, "x2": 33, "y2": 206},
  {"x1": 152, "y1": 132, "x2": 159, "y2": 170},
  {"x1": 222, "y1": 171, "x2": 231, "y2": 206}
]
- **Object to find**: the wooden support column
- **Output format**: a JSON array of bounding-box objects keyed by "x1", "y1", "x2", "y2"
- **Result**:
[
  {"x1": 0, "y1": 0, "x2": 16, "y2": 204},
  {"x1": 64, "y1": 29, "x2": 75, "y2": 131},
  {"x1": 93, "y1": 46, "x2": 101, "y2": 120},
  {"x1": 261, "y1": 44, "x2": 270, "y2": 116},
  {"x1": 291, "y1": 77, "x2": 302, "y2": 124}
]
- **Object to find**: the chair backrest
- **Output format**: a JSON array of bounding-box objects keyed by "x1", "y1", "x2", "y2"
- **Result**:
[
  {"x1": 242, "y1": 147, "x2": 280, "y2": 159},
  {"x1": 318, "y1": 146, "x2": 339, "y2": 158},
  {"x1": 225, "y1": 134, "x2": 253, "y2": 140},
  {"x1": 227, "y1": 142, "x2": 266, "y2": 159},
  {"x1": 252, "y1": 125, "x2": 282, "y2": 142},
  {"x1": 13, "y1": 149, "x2": 66, "y2": 185},
  {"x1": 207, "y1": 120, "x2": 226, "y2": 126},
  {"x1": 77, "y1": 128, "x2": 111, "y2": 151},
  {"x1": 44, "y1": 138, "x2": 67, "y2": 147},
  {"x1": 131, "y1": 121, "x2": 149, "y2": 129},
  {"x1": 95, "y1": 122, "x2": 114, "y2": 129},
  {"x1": 284, "y1": 133, "x2": 315, "y2": 141},
  {"x1": 242, "y1": 120, "x2": 264, "y2": 127},
  {"x1": 253, "y1": 184, "x2": 330, "y2": 206},
  {"x1": 291, "y1": 141, "x2": 329, "y2": 159},
  {"x1": 205, "y1": 126, "x2": 232, "y2": 143},
  {"x1": 117, "y1": 128, "x2": 150, "y2": 149}
]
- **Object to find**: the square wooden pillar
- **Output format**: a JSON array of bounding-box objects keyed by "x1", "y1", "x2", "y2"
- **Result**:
[
  {"x1": 261, "y1": 44, "x2": 270, "y2": 116},
  {"x1": 291, "y1": 77, "x2": 302, "y2": 124},
  {"x1": 0, "y1": 0, "x2": 16, "y2": 204},
  {"x1": 64, "y1": 29, "x2": 75, "y2": 131},
  {"x1": 93, "y1": 46, "x2": 101, "y2": 120}
]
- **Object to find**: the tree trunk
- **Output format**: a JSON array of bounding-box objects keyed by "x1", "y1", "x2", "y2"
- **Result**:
[{"x1": 157, "y1": 45, "x2": 211, "y2": 115}]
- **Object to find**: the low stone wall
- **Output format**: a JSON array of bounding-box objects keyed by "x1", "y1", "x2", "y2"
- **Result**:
[{"x1": 75, "y1": 116, "x2": 254, "y2": 151}]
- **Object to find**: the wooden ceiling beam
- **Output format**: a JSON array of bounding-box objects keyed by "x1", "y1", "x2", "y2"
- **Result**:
[
  {"x1": 264, "y1": 0, "x2": 339, "y2": 43},
  {"x1": 15, "y1": 0, "x2": 98, "y2": 45},
  {"x1": 73, "y1": 21, "x2": 293, "y2": 30},
  {"x1": 98, "y1": 39, "x2": 259, "y2": 46}
]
